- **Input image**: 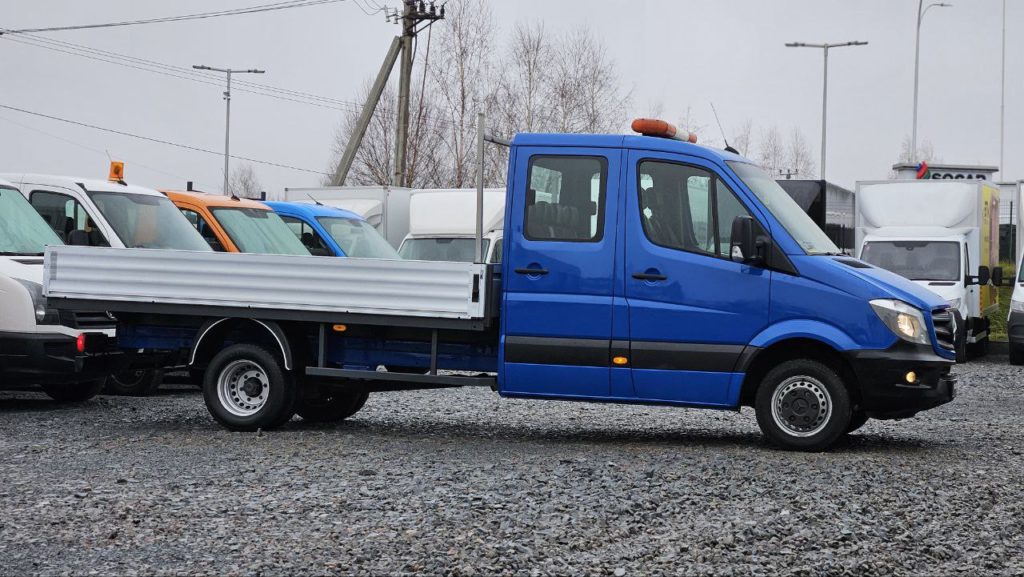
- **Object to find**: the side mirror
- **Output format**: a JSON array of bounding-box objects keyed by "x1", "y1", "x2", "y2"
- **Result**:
[
  {"x1": 969, "y1": 265, "x2": 991, "y2": 287},
  {"x1": 991, "y1": 266, "x2": 1004, "y2": 287},
  {"x1": 67, "y1": 230, "x2": 90, "y2": 246},
  {"x1": 730, "y1": 216, "x2": 760, "y2": 264}
]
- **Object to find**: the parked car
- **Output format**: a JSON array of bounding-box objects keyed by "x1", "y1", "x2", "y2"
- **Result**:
[
  {"x1": 265, "y1": 201, "x2": 399, "y2": 259},
  {"x1": 165, "y1": 190, "x2": 309, "y2": 256},
  {"x1": 0, "y1": 178, "x2": 117, "y2": 400}
]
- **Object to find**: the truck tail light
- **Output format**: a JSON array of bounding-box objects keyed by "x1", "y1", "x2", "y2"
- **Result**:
[
  {"x1": 76, "y1": 333, "x2": 87, "y2": 354},
  {"x1": 631, "y1": 118, "x2": 698, "y2": 143}
]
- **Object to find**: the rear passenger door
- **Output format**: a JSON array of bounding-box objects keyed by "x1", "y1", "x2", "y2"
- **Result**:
[
  {"x1": 624, "y1": 151, "x2": 770, "y2": 406},
  {"x1": 501, "y1": 149, "x2": 621, "y2": 398}
]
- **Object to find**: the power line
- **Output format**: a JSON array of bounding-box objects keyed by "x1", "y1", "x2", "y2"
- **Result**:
[
  {"x1": 0, "y1": 0, "x2": 346, "y2": 35},
  {"x1": 0, "y1": 103, "x2": 328, "y2": 175}
]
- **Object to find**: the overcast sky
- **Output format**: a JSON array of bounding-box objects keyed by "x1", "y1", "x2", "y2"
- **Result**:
[{"x1": 0, "y1": 0, "x2": 1018, "y2": 194}]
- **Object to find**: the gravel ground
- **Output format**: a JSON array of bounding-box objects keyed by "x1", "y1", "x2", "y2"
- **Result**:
[{"x1": 1, "y1": 358, "x2": 1023, "y2": 576}]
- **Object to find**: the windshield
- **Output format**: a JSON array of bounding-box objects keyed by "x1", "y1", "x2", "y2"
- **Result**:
[
  {"x1": 88, "y1": 191, "x2": 211, "y2": 251},
  {"x1": 0, "y1": 186, "x2": 63, "y2": 255},
  {"x1": 398, "y1": 237, "x2": 488, "y2": 262},
  {"x1": 861, "y1": 241, "x2": 960, "y2": 281},
  {"x1": 727, "y1": 162, "x2": 840, "y2": 255},
  {"x1": 211, "y1": 208, "x2": 310, "y2": 256},
  {"x1": 316, "y1": 217, "x2": 399, "y2": 259}
]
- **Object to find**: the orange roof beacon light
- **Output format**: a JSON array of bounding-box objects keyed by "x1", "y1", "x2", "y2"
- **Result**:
[
  {"x1": 631, "y1": 118, "x2": 698, "y2": 144},
  {"x1": 108, "y1": 161, "x2": 126, "y2": 183}
]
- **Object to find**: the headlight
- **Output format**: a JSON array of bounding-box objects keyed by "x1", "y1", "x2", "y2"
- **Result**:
[
  {"x1": 946, "y1": 298, "x2": 962, "y2": 311},
  {"x1": 870, "y1": 299, "x2": 930, "y2": 345},
  {"x1": 13, "y1": 279, "x2": 60, "y2": 325},
  {"x1": 1012, "y1": 299, "x2": 1024, "y2": 313}
]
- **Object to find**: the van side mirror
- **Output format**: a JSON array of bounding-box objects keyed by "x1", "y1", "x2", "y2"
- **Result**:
[
  {"x1": 730, "y1": 216, "x2": 761, "y2": 264},
  {"x1": 968, "y1": 265, "x2": 991, "y2": 287},
  {"x1": 992, "y1": 266, "x2": 1004, "y2": 287}
]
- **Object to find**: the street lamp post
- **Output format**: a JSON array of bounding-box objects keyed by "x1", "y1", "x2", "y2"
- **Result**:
[
  {"x1": 785, "y1": 41, "x2": 868, "y2": 181},
  {"x1": 912, "y1": 1, "x2": 952, "y2": 163},
  {"x1": 193, "y1": 65, "x2": 265, "y2": 196}
]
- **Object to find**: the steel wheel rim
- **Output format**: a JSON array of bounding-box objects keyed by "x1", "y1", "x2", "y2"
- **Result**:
[
  {"x1": 770, "y1": 375, "x2": 832, "y2": 438},
  {"x1": 217, "y1": 360, "x2": 270, "y2": 417}
]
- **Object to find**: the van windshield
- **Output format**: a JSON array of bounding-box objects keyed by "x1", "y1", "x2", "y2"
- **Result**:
[
  {"x1": 316, "y1": 217, "x2": 399, "y2": 259},
  {"x1": 0, "y1": 186, "x2": 63, "y2": 255},
  {"x1": 88, "y1": 191, "x2": 211, "y2": 251},
  {"x1": 860, "y1": 241, "x2": 960, "y2": 281},
  {"x1": 211, "y1": 207, "x2": 310, "y2": 256},
  {"x1": 399, "y1": 237, "x2": 488, "y2": 262},
  {"x1": 727, "y1": 162, "x2": 840, "y2": 255}
]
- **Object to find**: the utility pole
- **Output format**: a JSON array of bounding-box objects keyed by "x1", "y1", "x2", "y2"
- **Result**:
[
  {"x1": 911, "y1": 1, "x2": 952, "y2": 164},
  {"x1": 1000, "y1": 0, "x2": 1007, "y2": 180},
  {"x1": 193, "y1": 65, "x2": 265, "y2": 196},
  {"x1": 785, "y1": 41, "x2": 868, "y2": 181},
  {"x1": 331, "y1": 1, "x2": 444, "y2": 187}
]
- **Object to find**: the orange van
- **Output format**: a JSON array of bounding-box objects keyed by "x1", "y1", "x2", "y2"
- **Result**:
[{"x1": 164, "y1": 190, "x2": 309, "y2": 256}]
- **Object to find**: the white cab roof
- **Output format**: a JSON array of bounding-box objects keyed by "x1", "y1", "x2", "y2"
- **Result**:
[{"x1": 0, "y1": 173, "x2": 167, "y2": 197}]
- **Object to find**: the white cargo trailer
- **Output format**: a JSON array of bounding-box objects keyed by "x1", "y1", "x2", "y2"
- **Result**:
[
  {"x1": 398, "y1": 188, "x2": 505, "y2": 263},
  {"x1": 855, "y1": 180, "x2": 1002, "y2": 359}
]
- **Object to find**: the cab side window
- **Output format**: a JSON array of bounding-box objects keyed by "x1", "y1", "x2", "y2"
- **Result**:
[
  {"x1": 280, "y1": 216, "x2": 331, "y2": 256},
  {"x1": 638, "y1": 161, "x2": 755, "y2": 258},
  {"x1": 524, "y1": 156, "x2": 606, "y2": 242},
  {"x1": 30, "y1": 191, "x2": 109, "y2": 246},
  {"x1": 180, "y1": 208, "x2": 225, "y2": 252}
]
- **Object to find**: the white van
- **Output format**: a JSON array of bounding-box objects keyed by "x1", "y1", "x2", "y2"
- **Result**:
[
  {"x1": 3, "y1": 173, "x2": 211, "y2": 394},
  {"x1": 0, "y1": 179, "x2": 117, "y2": 400}
]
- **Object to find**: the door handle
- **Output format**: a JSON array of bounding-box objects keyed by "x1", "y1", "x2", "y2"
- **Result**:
[
  {"x1": 515, "y1": 267, "x2": 549, "y2": 276},
  {"x1": 632, "y1": 272, "x2": 667, "y2": 281}
]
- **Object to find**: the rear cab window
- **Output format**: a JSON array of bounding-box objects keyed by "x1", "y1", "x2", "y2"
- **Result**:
[{"x1": 524, "y1": 156, "x2": 607, "y2": 242}]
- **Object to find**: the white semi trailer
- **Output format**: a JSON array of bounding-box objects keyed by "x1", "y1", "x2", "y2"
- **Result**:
[{"x1": 856, "y1": 180, "x2": 1002, "y2": 359}]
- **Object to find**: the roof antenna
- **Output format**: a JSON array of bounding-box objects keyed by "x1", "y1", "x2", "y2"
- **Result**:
[
  {"x1": 711, "y1": 103, "x2": 740, "y2": 155},
  {"x1": 307, "y1": 193, "x2": 324, "y2": 206}
]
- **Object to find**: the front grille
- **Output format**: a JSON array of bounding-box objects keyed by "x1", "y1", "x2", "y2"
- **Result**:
[
  {"x1": 72, "y1": 311, "x2": 117, "y2": 331},
  {"x1": 932, "y1": 308, "x2": 956, "y2": 351}
]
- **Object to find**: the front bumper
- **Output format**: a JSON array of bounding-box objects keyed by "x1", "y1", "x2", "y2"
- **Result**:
[
  {"x1": 844, "y1": 342, "x2": 956, "y2": 420},
  {"x1": 0, "y1": 331, "x2": 120, "y2": 387}
]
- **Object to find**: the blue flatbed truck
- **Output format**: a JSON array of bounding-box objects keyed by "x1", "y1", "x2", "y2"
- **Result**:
[{"x1": 43, "y1": 121, "x2": 957, "y2": 450}]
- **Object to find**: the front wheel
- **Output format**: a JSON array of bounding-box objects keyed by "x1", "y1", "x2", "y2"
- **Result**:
[
  {"x1": 297, "y1": 390, "x2": 369, "y2": 423},
  {"x1": 41, "y1": 378, "x2": 105, "y2": 402},
  {"x1": 203, "y1": 344, "x2": 296, "y2": 431},
  {"x1": 755, "y1": 359, "x2": 852, "y2": 451},
  {"x1": 104, "y1": 369, "x2": 164, "y2": 396},
  {"x1": 1010, "y1": 345, "x2": 1024, "y2": 366}
]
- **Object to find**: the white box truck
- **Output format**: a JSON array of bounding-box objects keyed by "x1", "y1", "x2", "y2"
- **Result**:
[
  {"x1": 282, "y1": 186, "x2": 413, "y2": 249},
  {"x1": 856, "y1": 180, "x2": 1002, "y2": 359},
  {"x1": 0, "y1": 178, "x2": 117, "y2": 400},
  {"x1": 397, "y1": 188, "x2": 505, "y2": 263}
]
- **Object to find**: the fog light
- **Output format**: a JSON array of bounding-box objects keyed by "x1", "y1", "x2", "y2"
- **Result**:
[{"x1": 905, "y1": 371, "x2": 917, "y2": 384}]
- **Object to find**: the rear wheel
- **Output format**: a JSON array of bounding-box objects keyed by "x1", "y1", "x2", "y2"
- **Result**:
[
  {"x1": 203, "y1": 344, "x2": 296, "y2": 431},
  {"x1": 41, "y1": 378, "x2": 105, "y2": 402},
  {"x1": 297, "y1": 390, "x2": 369, "y2": 423},
  {"x1": 755, "y1": 359, "x2": 851, "y2": 451},
  {"x1": 104, "y1": 369, "x2": 163, "y2": 396},
  {"x1": 1011, "y1": 346, "x2": 1024, "y2": 366}
]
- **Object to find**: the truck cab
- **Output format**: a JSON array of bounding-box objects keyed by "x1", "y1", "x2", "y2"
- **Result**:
[
  {"x1": 855, "y1": 180, "x2": 1001, "y2": 359},
  {"x1": 165, "y1": 190, "x2": 310, "y2": 256},
  {"x1": 264, "y1": 201, "x2": 399, "y2": 259},
  {"x1": 0, "y1": 179, "x2": 116, "y2": 401},
  {"x1": 397, "y1": 188, "x2": 505, "y2": 263}
]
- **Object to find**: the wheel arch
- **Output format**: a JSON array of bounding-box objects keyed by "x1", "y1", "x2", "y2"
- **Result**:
[
  {"x1": 190, "y1": 318, "x2": 294, "y2": 371},
  {"x1": 739, "y1": 336, "x2": 860, "y2": 409}
]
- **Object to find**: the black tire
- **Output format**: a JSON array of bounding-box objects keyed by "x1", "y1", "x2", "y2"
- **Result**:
[
  {"x1": 1011, "y1": 346, "x2": 1024, "y2": 366},
  {"x1": 41, "y1": 378, "x2": 105, "y2": 402},
  {"x1": 955, "y1": 337, "x2": 967, "y2": 364},
  {"x1": 846, "y1": 411, "x2": 869, "y2": 434},
  {"x1": 967, "y1": 336, "x2": 990, "y2": 359},
  {"x1": 297, "y1": 391, "x2": 369, "y2": 423},
  {"x1": 104, "y1": 369, "x2": 164, "y2": 396},
  {"x1": 202, "y1": 344, "x2": 296, "y2": 431},
  {"x1": 755, "y1": 359, "x2": 852, "y2": 451}
]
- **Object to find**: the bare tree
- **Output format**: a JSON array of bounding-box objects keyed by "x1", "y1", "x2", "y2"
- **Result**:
[
  {"x1": 785, "y1": 128, "x2": 816, "y2": 178},
  {"x1": 897, "y1": 135, "x2": 937, "y2": 164},
  {"x1": 229, "y1": 163, "x2": 262, "y2": 199},
  {"x1": 548, "y1": 28, "x2": 630, "y2": 135},
  {"x1": 731, "y1": 119, "x2": 754, "y2": 157},
  {"x1": 757, "y1": 125, "x2": 785, "y2": 176}
]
